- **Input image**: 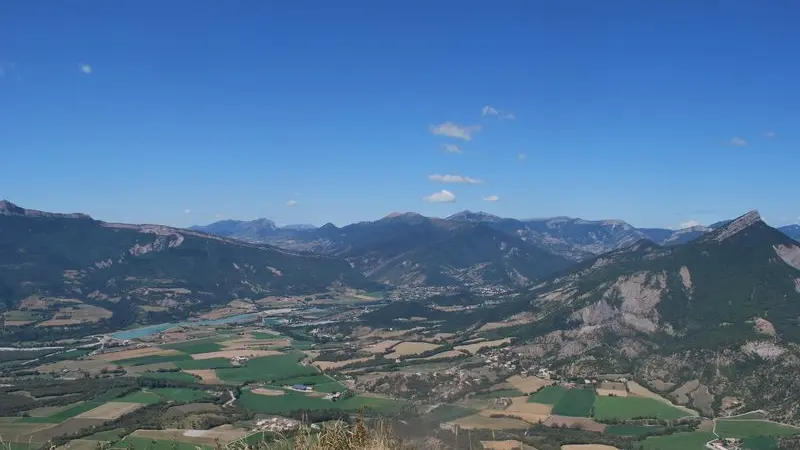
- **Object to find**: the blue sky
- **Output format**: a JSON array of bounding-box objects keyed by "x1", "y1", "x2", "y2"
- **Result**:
[{"x1": 2, "y1": 1, "x2": 799, "y2": 229}]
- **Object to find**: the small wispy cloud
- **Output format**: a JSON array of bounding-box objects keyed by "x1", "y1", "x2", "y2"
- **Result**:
[
  {"x1": 183, "y1": 209, "x2": 192, "y2": 215},
  {"x1": 286, "y1": 200, "x2": 298, "y2": 206},
  {"x1": 441, "y1": 143, "x2": 462, "y2": 154},
  {"x1": 80, "y1": 64, "x2": 93, "y2": 75},
  {"x1": 428, "y1": 174, "x2": 482, "y2": 184},
  {"x1": 679, "y1": 220, "x2": 702, "y2": 228},
  {"x1": 730, "y1": 136, "x2": 748, "y2": 147},
  {"x1": 214, "y1": 213, "x2": 224, "y2": 219},
  {"x1": 482, "y1": 105, "x2": 515, "y2": 120},
  {"x1": 518, "y1": 153, "x2": 527, "y2": 161},
  {"x1": 483, "y1": 195, "x2": 500, "y2": 202},
  {"x1": 430, "y1": 122, "x2": 481, "y2": 141},
  {"x1": 423, "y1": 190, "x2": 456, "y2": 203},
  {"x1": 765, "y1": 131, "x2": 776, "y2": 138}
]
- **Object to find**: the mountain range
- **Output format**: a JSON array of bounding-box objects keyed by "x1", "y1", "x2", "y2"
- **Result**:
[
  {"x1": 5, "y1": 200, "x2": 800, "y2": 419},
  {"x1": 192, "y1": 210, "x2": 800, "y2": 288},
  {"x1": 503, "y1": 211, "x2": 800, "y2": 420},
  {"x1": 0, "y1": 201, "x2": 375, "y2": 336}
]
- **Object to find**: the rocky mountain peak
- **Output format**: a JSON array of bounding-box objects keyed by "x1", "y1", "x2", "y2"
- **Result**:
[
  {"x1": 0, "y1": 200, "x2": 24, "y2": 215},
  {"x1": 711, "y1": 210, "x2": 762, "y2": 242}
]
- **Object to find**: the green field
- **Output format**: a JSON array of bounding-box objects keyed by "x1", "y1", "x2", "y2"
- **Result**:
[
  {"x1": 142, "y1": 371, "x2": 200, "y2": 383},
  {"x1": 150, "y1": 388, "x2": 210, "y2": 403},
  {"x1": 175, "y1": 357, "x2": 234, "y2": 370},
  {"x1": 114, "y1": 354, "x2": 193, "y2": 366},
  {"x1": 474, "y1": 388, "x2": 523, "y2": 399},
  {"x1": 83, "y1": 428, "x2": 130, "y2": 441},
  {"x1": 641, "y1": 432, "x2": 716, "y2": 450},
  {"x1": 41, "y1": 348, "x2": 94, "y2": 362},
  {"x1": 239, "y1": 390, "x2": 403, "y2": 415},
  {"x1": 21, "y1": 402, "x2": 103, "y2": 423},
  {"x1": 529, "y1": 385, "x2": 567, "y2": 404},
  {"x1": 160, "y1": 339, "x2": 225, "y2": 355},
  {"x1": 216, "y1": 354, "x2": 318, "y2": 383},
  {"x1": 278, "y1": 375, "x2": 346, "y2": 393},
  {"x1": 551, "y1": 388, "x2": 595, "y2": 417},
  {"x1": 113, "y1": 437, "x2": 215, "y2": 450},
  {"x1": 594, "y1": 396, "x2": 687, "y2": 421},
  {"x1": 425, "y1": 405, "x2": 476, "y2": 422},
  {"x1": 741, "y1": 436, "x2": 779, "y2": 450},
  {"x1": 715, "y1": 420, "x2": 800, "y2": 438},
  {"x1": 114, "y1": 390, "x2": 162, "y2": 404},
  {"x1": 605, "y1": 424, "x2": 665, "y2": 437}
]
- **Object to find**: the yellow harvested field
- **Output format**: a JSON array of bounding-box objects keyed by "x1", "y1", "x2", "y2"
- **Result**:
[
  {"x1": 596, "y1": 388, "x2": 628, "y2": 397},
  {"x1": 185, "y1": 369, "x2": 220, "y2": 383},
  {"x1": 449, "y1": 414, "x2": 529, "y2": 430},
  {"x1": 314, "y1": 356, "x2": 374, "y2": 370},
  {"x1": 366, "y1": 340, "x2": 401, "y2": 354},
  {"x1": 252, "y1": 388, "x2": 285, "y2": 396},
  {"x1": 37, "y1": 359, "x2": 119, "y2": 374},
  {"x1": 385, "y1": 342, "x2": 440, "y2": 359},
  {"x1": 414, "y1": 350, "x2": 465, "y2": 361},
  {"x1": 600, "y1": 381, "x2": 627, "y2": 391},
  {"x1": 38, "y1": 305, "x2": 113, "y2": 327},
  {"x1": 93, "y1": 347, "x2": 182, "y2": 362},
  {"x1": 131, "y1": 427, "x2": 248, "y2": 445},
  {"x1": 626, "y1": 381, "x2": 698, "y2": 416},
  {"x1": 507, "y1": 375, "x2": 554, "y2": 394},
  {"x1": 481, "y1": 440, "x2": 523, "y2": 450},
  {"x1": 190, "y1": 349, "x2": 283, "y2": 360},
  {"x1": 455, "y1": 338, "x2": 512, "y2": 355},
  {"x1": 74, "y1": 402, "x2": 145, "y2": 420},
  {"x1": 507, "y1": 397, "x2": 553, "y2": 415},
  {"x1": 561, "y1": 446, "x2": 619, "y2": 450},
  {"x1": 5, "y1": 320, "x2": 35, "y2": 326},
  {"x1": 544, "y1": 416, "x2": 606, "y2": 433},
  {"x1": 480, "y1": 409, "x2": 549, "y2": 424}
]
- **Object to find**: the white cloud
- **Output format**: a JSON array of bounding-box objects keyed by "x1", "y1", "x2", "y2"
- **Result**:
[
  {"x1": 441, "y1": 143, "x2": 462, "y2": 154},
  {"x1": 286, "y1": 200, "x2": 298, "y2": 206},
  {"x1": 765, "y1": 131, "x2": 776, "y2": 138},
  {"x1": 518, "y1": 153, "x2": 526, "y2": 161},
  {"x1": 183, "y1": 209, "x2": 192, "y2": 215},
  {"x1": 430, "y1": 122, "x2": 481, "y2": 141},
  {"x1": 730, "y1": 136, "x2": 747, "y2": 147},
  {"x1": 428, "y1": 174, "x2": 482, "y2": 184},
  {"x1": 423, "y1": 190, "x2": 456, "y2": 203},
  {"x1": 680, "y1": 220, "x2": 701, "y2": 228},
  {"x1": 80, "y1": 64, "x2": 93, "y2": 74},
  {"x1": 483, "y1": 195, "x2": 500, "y2": 202},
  {"x1": 214, "y1": 213, "x2": 224, "y2": 219},
  {"x1": 482, "y1": 105, "x2": 515, "y2": 120},
  {"x1": 482, "y1": 106, "x2": 499, "y2": 116}
]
